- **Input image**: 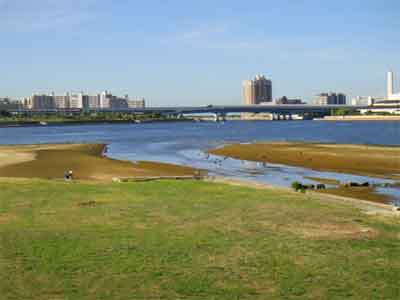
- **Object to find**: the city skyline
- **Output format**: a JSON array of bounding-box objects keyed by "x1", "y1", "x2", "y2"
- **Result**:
[{"x1": 0, "y1": 0, "x2": 399, "y2": 105}]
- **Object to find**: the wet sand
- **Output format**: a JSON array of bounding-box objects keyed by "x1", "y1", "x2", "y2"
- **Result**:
[
  {"x1": 0, "y1": 144, "x2": 198, "y2": 181},
  {"x1": 209, "y1": 142, "x2": 400, "y2": 180}
]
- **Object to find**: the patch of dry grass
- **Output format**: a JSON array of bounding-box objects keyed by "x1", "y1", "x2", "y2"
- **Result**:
[{"x1": 319, "y1": 186, "x2": 392, "y2": 204}]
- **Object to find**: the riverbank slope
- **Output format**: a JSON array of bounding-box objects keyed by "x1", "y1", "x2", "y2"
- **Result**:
[{"x1": 1, "y1": 178, "x2": 399, "y2": 299}]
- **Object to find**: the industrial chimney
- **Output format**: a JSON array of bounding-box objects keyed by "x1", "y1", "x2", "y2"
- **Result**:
[{"x1": 387, "y1": 71, "x2": 394, "y2": 97}]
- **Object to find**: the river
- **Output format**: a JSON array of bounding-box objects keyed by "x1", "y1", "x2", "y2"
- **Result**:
[{"x1": 1, "y1": 120, "x2": 399, "y2": 204}]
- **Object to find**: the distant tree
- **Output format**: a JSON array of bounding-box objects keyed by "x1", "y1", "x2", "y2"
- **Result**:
[
  {"x1": 0, "y1": 110, "x2": 12, "y2": 117},
  {"x1": 331, "y1": 108, "x2": 351, "y2": 116}
]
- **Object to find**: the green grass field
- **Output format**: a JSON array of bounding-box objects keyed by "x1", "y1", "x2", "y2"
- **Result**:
[{"x1": 1, "y1": 179, "x2": 399, "y2": 300}]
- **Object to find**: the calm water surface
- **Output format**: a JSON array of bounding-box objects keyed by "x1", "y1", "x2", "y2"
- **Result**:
[{"x1": 1, "y1": 121, "x2": 399, "y2": 204}]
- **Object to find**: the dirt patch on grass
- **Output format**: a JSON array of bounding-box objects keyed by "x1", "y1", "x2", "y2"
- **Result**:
[
  {"x1": 319, "y1": 186, "x2": 392, "y2": 204},
  {"x1": 0, "y1": 213, "x2": 18, "y2": 224},
  {"x1": 292, "y1": 223, "x2": 377, "y2": 239},
  {"x1": 209, "y1": 142, "x2": 400, "y2": 180},
  {"x1": 77, "y1": 200, "x2": 97, "y2": 207},
  {"x1": 0, "y1": 143, "x2": 198, "y2": 181}
]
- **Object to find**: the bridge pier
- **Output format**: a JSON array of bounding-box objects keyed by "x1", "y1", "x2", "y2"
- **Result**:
[
  {"x1": 212, "y1": 113, "x2": 226, "y2": 122},
  {"x1": 284, "y1": 114, "x2": 293, "y2": 121},
  {"x1": 271, "y1": 113, "x2": 293, "y2": 121}
]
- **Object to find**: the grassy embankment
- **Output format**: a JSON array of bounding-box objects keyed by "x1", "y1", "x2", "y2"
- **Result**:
[
  {"x1": 0, "y1": 179, "x2": 399, "y2": 299},
  {"x1": 210, "y1": 142, "x2": 400, "y2": 203},
  {"x1": 0, "y1": 144, "x2": 197, "y2": 181}
]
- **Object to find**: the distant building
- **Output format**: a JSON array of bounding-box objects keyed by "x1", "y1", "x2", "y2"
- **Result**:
[
  {"x1": 313, "y1": 93, "x2": 346, "y2": 105},
  {"x1": 83, "y1": 95, "x2": 100, "y2": 110},
  {"x1": 54, "y1": 94, "x2": 69, "y2": 109},
  {"x1": 351, "y1": 96, "x2": 375, "y2": 106},
  {"x1": 25, "y1": 94, "x2": 55, "y2": 110},
  {"x1": 100, "y1": 91, "x2": 112, "y2": 109},
  {"x1": 352, "y1": 70, "x2": 400, "y2": 108},
  {"x1": 109, "y1": 96, "x2": 128, "y2": 109},
  {"x1": 20, "y1": 90, "x2": 146, "y2": 111},
  {"x1": 127, "y1": 98, "x2": 146, "y2": 109},
  {"x1": 69, "y1": 93, "x2": 84, "y2": 109},
  {"x1": 0, "y1": 98, "x2": 21, "y2": 110},
  {"x1": 243, "y1": 74, "x2": 272, "y2": 105},
  {"x1": 242, "y1": 80, "x2": 255, "y2": 105},
  {"x1": 275, "y1": 96, "x2": 304, "y2": 105},
  {"x1": 387, "y1": 71, "x2": 400, "y2": 101}
]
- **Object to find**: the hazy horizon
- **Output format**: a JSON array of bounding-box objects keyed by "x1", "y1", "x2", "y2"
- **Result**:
[{"x1": 1, "y1": 0, "x2": 399, "y2": 106}]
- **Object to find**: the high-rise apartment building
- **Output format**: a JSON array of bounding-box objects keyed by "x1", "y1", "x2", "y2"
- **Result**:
[
  {"x1": 69, "y1": 93, "x2": 84, "y2": 109},
  {"x1": 337, "y1": 93, "x2": 346, "y2": 104},
  {"x1": 21, "y1": 90, "x2": 146, "y2": 111},
  {"x1": 243, "y1": 74, "x2": 272, "y2": 105},
  {"x1": 100, "y1": 91, "x2": 112, "y2": 108},
  {"x1": 25, "y1": 94, "x2": 55, "y2": 110},
  {"x1": 242, "y1": 80, "x2": 255, "y2": 105},
  {"x1": 54, "y1": 94, "x2": 69, "y2": 109},
  {"x1": 82, "y1": 95, "x2": 100, "y2": 109}
]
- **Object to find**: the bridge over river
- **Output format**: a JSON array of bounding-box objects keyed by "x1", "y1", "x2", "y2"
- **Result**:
[{"x1": 9, "y1": 104, "x2": 372, "y2": 118}]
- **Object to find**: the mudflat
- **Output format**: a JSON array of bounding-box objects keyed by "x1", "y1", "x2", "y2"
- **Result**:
[
  {"x1": 210, "y1": 142, "x2": 400, "y2": 180},
  {"x1": 0, "y1": 143, "x2": 197, "y2": 181}
]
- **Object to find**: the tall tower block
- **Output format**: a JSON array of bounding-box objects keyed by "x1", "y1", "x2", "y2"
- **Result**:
[{"x1": 387, "y1": 71, "x2": 394, "y2": 97}]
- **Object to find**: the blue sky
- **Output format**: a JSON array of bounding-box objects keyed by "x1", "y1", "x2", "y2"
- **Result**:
[{"x1": 0, "y1": 0, "x2": 399, "y2": 105}]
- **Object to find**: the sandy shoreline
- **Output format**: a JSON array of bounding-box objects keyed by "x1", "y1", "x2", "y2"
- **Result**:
[
  {"x1": 315, "y1": 115, "x2": 400, "y2": 121},
  {"x1": 0, "y1": 143, "x2": 199, "y2": 181}
]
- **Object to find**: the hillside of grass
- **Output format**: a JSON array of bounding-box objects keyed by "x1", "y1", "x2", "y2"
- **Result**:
[{"x1": 1, "y1": 179, "x2": 399, "y2": 299}]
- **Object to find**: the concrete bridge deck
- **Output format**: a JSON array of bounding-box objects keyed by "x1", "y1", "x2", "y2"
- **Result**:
[{"x1": 8, "y1": 104, "x2": 375, "y2": 115}]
